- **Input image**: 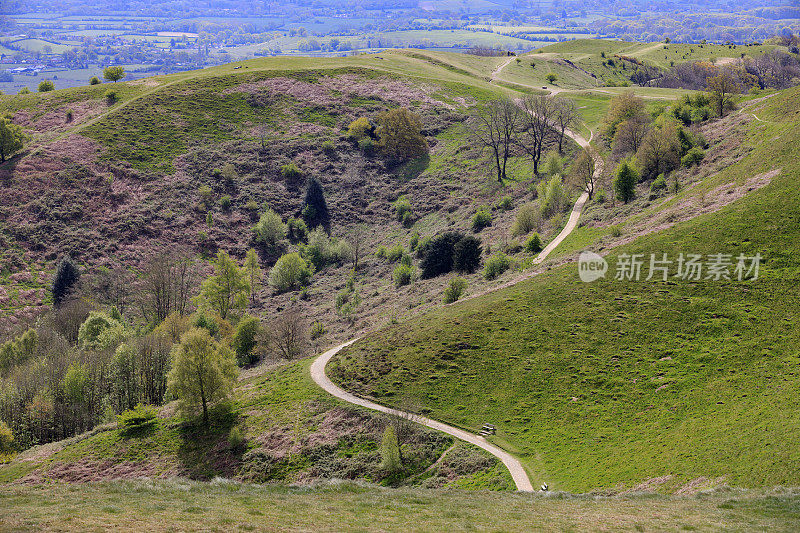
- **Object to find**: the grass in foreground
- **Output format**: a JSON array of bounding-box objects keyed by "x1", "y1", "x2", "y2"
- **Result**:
[{"x1": 2, "y1": 480, "x2": 800, "y2": 532}]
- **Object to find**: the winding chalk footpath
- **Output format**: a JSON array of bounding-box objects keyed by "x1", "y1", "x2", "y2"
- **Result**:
[
  {"x1": 309, "y1": 94, "x2": 604, "y2": 493},
  {"x1": 310, "y1": 341, "x2": 535, "y2": 492}
]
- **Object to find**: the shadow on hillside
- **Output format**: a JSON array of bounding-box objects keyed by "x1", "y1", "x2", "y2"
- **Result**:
[{"x1": 176, "y1": 404, "x2": 245, "y2": 480}]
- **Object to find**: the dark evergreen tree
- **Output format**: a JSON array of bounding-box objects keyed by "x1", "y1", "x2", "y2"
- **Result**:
[
  {"x1": 419, "y1": 232, "x2": 465, "y2": 279},
  {"x1": 453, "y1": 236, "x2": 482, "y2": 273},
  {"x1": 302, "y1": 177, "x2": 330, "y2": 230},
  {"x1": 52, "y1": 255, "x2": 80, "y2": 308}
]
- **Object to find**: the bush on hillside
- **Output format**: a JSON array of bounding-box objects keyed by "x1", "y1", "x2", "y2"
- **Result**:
[
  {"x1": 511, "y1": 203, "x2": 542, "y2": 236},
  {"x1": 269, "y1": 253, "x2": 313, "y2": 292},
  {"x1": 253, "y1": 208, "x2": 286, "y2": 249},
  {"x1": 232, "y1": 316, "x2": 260, "y2": 366},
  {"x1": 348, "y1": 116, "x2": 372, "y2": 139},
  {"x1": 483, "y1": 253, "x2": 510, "y2": 280},
  {"x1": 472, "y1": 209, "x2": 492, "y2": 232},
  {"x1": 525, "y1": 233, "x2": 543, "y2": 254},
  {"x1": 452, "y1": 236, "x2": 482, "y2": 273},
  {"x1": 419, "y1": 232, "x2": 465, "y2": 279},
  {"x1": 393, "y1": 264, "x2": 414, "y2": 287},
  {"x1": 443, "y1": 277, "x2": 467, "y2": 304}
]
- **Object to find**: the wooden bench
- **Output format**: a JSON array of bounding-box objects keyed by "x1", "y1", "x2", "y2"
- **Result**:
[{"x1": 478, "y1": 424, "x2": 496, "y2": 437}]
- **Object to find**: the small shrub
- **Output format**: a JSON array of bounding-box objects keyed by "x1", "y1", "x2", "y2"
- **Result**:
[
  {"x1": 595, "y1": 189, "x2": 606, "y2": 203},
  {"x1": 386, "y1": 244, "x2": 405, "y2": 263},
  {"x1": 18, "y1": 87, "x2": 30, "y2": 95},
  {"x1": 232, "y1": 316, "x2": 260, "y2": 366},
  {"x1": 66, "y1": 109, "x2": 74, "y2": 122},
  {"x1": 511, "y1": 203, "x2": 542, "y2": 236},
  {"x1": 0, "y1": 421, "x2": 14, "y2": 454},
  {"x1": 229, "y1": 426, "x2": 245, "y2": 450},
  {"x1": 206, "y1": 211, "x2": 214, "y2": 227},
  {"x1": 443, "y1": 277, "x2": 467, "y2": 304},
  {"x1": 89, "y1": 76, "x2": 101, "y2": 85},
  {"x1": 472, "y1": 208, "x2": 492, "y2": 232},
  {"x1": 409, "y1": 231, "x2": 420, "y2": 251},
  {"x1": 537, "y1": 175, "x2": 567, "y2": 218},
  {"x1": 105, "y1": 89, "x2": 118, "y2": 104},
  {"x1": 681, "y1": 147, "x2": 705, "y2": 167},
  {"x1": 219, "y1": 195, "x2": 232, "y2": 211},
  {"x1": 78, "y1": 311, "x2": 123, "y2": 350},
  {"x1": 419, "y1": 232, "x2": 464, "y2": 278},
  {"x1": 375, "y1": 245, "x2": 387, "y2": 259},
  {"x1": 503, "y1": 239, "x2": 523, "y2": 255},
  {"x1": 453, "y1": 236, "x2": 482, "y2": 273},
  {"x1": 286, "y1": 217, "x2": 308, "y2": 243},
  {"x1": 38, "y1": 79, "x2": 55, "y2": 92},
  {"x1": 393, "y1": 264, "x2": 413, "y2": 287},
  {"x1": 117, "y1": 404, "x2": 159, "y2": 435},
  {"x1": 542, "y1": 151, "x2": 564, "y2": 176},
  {"x1": 280, "y1": 162, "x2": 302, "y2": 181},
  {"x1": 310, "y1": 321, "x2": 325, "y2": 340},
  {"x1": 244, "y1": 199, "x2": 259, "y2": 212},
  {"x1": 321, "y1": 140, "x2": 336, "y2": 156},
  {"x1": 253, "y1": 209, "x2": 286, "y2": 249},
  {"x1": 358, "y1": 137, "x2": 376, "y2": 155},
  {"x1": 483, "y1": 253, "x2": 510, "y2": 280},
  {"x1": 400, "y1": 253, "x2": 412, "y2": 267},
  {"x1": 393, "y1": 196, "x2": 412, "y2": 223},
  {"x1": 649, "y1": 175, "x2": 668, "y2": 199},
  {"x1": 496, "y1": 196, "x2": 513, "y2": 211},
  {"x1": 610, "y1": 225, "x2": 622, "y2": 237},
  {"x1": 348, "y1": 116, "x2": 372, "y2": 139},
  {"x1": 525, "y1": 233, "x2": 543, "y2": 254}
]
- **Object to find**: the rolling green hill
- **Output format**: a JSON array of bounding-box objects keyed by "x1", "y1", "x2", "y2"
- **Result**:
[{"x1": 329, "y1": 85, "x2": 800, "y2": 493}]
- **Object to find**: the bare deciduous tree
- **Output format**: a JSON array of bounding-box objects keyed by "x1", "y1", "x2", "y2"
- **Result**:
[
  {"x1": 612, "y1": 115, "x2": 650, "y2": 158},
  {"x1": 554, "y1": 98, "x2": 579, "y2": 154},
  {"x1": 568, "y1": 148, "x2": 598, "y2": 200},
  {"x1": 271, "y1": 307, "x2": 308, "y2": 360},
  {"x1": 87, "y1": 264, "x2": 135, "y2": 315},
  {"x1": 470, "y1": 97, "x2": 521, "y2": 182},
  {"x1": 347, "y1": 224, "x2": 368, "y2": 271},
  {"x1": 138, "y1": 252, "x2": 196, "y2": 324},
  {"x1": 518, "y1": 94, "x2": 558, "y2": 176}
]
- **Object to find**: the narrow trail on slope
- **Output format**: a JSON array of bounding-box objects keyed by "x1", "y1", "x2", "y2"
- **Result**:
[{"x1": 310, "y1": 85, "x2": 605, "y2": 493}]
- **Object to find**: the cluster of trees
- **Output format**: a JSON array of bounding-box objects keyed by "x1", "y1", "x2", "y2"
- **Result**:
[
  {"x1": 0, "y1": 249, "x2": 314, "y2": 452},
  {"x1": 602, "y1": 91, "x2": 709, "y2": 204},
  {"x1": 348, "y1": 107, "x2": 428, "y2": 164},
  {"x1": 470, "y1": 94, "x2": 578, "y2": 181},
  {"x1": 654, "y1": 52, "x2": 800, "y2": 92}
]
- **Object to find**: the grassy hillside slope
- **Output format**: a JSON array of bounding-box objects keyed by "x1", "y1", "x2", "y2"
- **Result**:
[{"x1": 329, "y1": 86, "x2": 800, "y2": 492}]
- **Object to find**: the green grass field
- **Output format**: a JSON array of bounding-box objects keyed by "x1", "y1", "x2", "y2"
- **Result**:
[
  {"x1": 328, "y1": 85, "x2": 800, "y2": 493},
  {"x1": 2, "y1": 481, "x2": 800, "y2": 531}
]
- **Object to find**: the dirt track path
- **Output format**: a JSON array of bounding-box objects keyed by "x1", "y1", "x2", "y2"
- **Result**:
[
  {"x1": 310, "y1": 341, "x2": 535, "y2": 492},
  {"x1": 309, "y1": 89, "x2": 603, "y2": 494}
]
